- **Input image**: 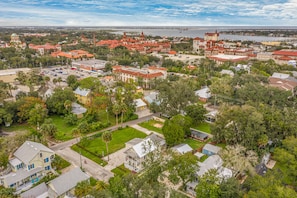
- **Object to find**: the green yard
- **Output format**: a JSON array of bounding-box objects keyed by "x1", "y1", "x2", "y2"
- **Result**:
[
  {"x1": 3, "y1": 123, "x2": 33, "y2": 133},
  {"x1": 192, "y1": 122, "x2": 211, "y2": 133},
  {"x1": 111, "y1": 164, "x2": 131, "y2": 176},
  {"x1": 51, "y1": 115, "x2": 78, "y2": 141},
  {"x1": 138, "y1": 120, "x2": 164, "y2": 134},
  {"x1": 183, "y1": 138, "x2": 206, "y2": 150},
  {"x1": 72, "y1": 127, "x2": 147, "y2": 165}
]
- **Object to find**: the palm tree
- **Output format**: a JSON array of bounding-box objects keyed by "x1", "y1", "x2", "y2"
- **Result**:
[
  {"x1": 120, "y1": 102, "x2": 128, "y2": 127},
  {"x1": 112, "y1": 102, "x2": 121, "y2": 126},
  {"x1": 102, "y1": 131, "x2": 112, "y2": 161}
]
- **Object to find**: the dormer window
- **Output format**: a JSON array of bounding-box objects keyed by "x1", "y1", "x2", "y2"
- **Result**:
[{"x1": 40, "y1": 153, "x2": 43, "y2": 158}]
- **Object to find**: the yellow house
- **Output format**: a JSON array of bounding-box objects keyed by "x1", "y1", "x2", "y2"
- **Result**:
[
  {"x1": 74, "y1": 87, "x2": 91, "y2": 105},
  {"x1": 0, "y1": 141, "x2": 55, "y2": 190}
]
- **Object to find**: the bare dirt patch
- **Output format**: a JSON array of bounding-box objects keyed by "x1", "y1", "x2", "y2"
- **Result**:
[{"x1": 153, "y1": 123, "x2": 163, "y2": 128}]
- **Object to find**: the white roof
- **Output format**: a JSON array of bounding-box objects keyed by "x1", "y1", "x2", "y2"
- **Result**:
[
  {"x1": 134, "y1": 99, "x2": 147, "y2": 108},
  {"x1": 197, "y1": 155, "x2": 223, "y2": 176},
  {"x1": 132, "y1": 138, "x2": 156, "y2": 158},
  {"x1": 220, "y1": 69, "x2": 234, "y2": 76},
  {"x1": 195, "y1": 87, "x2": 211, "y2": 99},
  {"x1": 9, "y1": 158, "x2": 22, "y2": 167},
  {"x1": 194, "y1": 152, "x2": 205, "y2": 159},
  {"x1": 203, "y1": 143, "x2": 221, "y2": 154},
  {"x1": 271, "y1": 72, "x2": 290, "y2": 79},
  {"x1": 210, "y1": 54, "x2": 248, "y2": 60},
  {"x1": 171, "y1": 143, "x2": 193, "y2": 154},
  {"x1": 71, "y1": 102, "x2": 87, "y2": 115},
  {"x1": 20, "y1": 182, "x2": 48, "y2": 198}
]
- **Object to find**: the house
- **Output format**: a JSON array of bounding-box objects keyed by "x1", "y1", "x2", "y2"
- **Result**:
[
  {"x1": 124, "y1": 134, "x2": 165, "y2": 172},
  {"x1": 134, "y1": 98, "x2": 147, "y2": 112},
  {"x1": 195, "y1": 87, "x2": 211, "y2": 102},
  {"x1": 205, "y1": 110, "x2": 218, "y2": 123},
  {"x1": 190, "y1": 129, "x2": 209, "y2": 141},
  {"x1": 74, "y1": 87, "x2": 91, "y2": 105},
  {"x1": 186, "y1": 155, "x2": 232, "y2": 196},
  {"x1": 171, "y1": 144, "x2": 193, "y2": 154},
  {"x1": 268, "y1": 72, "x2": 297, "y2": 91},
  {"x1": 144, "y1": 91, "x2": 160, "y2": 105},
  {"x1": 202, "y1": 143, "x2": 221, "y2": 156},
  {"x1": 0, "y1": 141, "x2": 55, "y2": 191},
  {"x1": 20, "y1": 168, "x2": 90, "y2": 198},
  {"x1": 47, "y1": 167, "x2": 90, "y2": 198},
  {"x1": 71, "y1": 102, "x2": 87, "y2": 118}
]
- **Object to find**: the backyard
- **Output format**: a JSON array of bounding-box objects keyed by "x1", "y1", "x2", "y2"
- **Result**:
[
  {"x1": 191, "y1": 122, "x2": 211, "y2": 134},
  {"x1": 138, "y1": 119, "x2": 164, "y2": 134}
]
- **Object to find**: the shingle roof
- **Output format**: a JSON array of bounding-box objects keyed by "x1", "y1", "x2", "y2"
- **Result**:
[
  {"x1": 48, "y1": 167, "x2": 90, "y2": 196},
  {"x1": 20, "y1": 182, "x2": 48, "y2": 198},
  {"x1": 14, "y1": 141, "x2": 54, "y2": 165},
  {"x1": 3, "y1": 167, "x2": 43, "y2": 186}
]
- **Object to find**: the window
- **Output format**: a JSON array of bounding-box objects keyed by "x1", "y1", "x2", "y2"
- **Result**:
[
  {"x1": 44, "y1": 158, "x2": 49, "y2": 163},
  {"x1": 39, "y1": 153, "x2": 43, "y2": 158},
  {"x1": 45, "y1": 166, "x2": 51, "y2": 170},
  {"x1": 28, "y1": 164, "x2": 34, "y2": 170}
]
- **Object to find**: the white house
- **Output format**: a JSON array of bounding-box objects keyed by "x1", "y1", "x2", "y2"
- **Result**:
[
  {"x1": 195, "y1": 87, "x2": 211, "y2": 102},
  {"x1": 124, "y1": 134, "x2": 165, "y2": 173},
  {"x1": 0, "y1": 141, "x2": 55, "y2": 191}
]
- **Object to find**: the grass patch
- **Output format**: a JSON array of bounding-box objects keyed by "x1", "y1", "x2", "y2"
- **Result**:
[
  {"x1": 199, "y1": 155, "x2": 208, "y2": 162},
  {"x1": 192, "y1": 122, "x2": 211, "y2": 133},
  {"x1": 3, "y1": 123, "x2": 32, "y2": 132},
  {"x1": 51, "y1": 115, "x2": 78, "y2": 141},
  {"x1": 111, "y1": 164, "x2": 131, "y2": 176},
  {"x1": 71, "y1": 144, "x2": 107, "y2": 166},
  {"x1": 89, "y1": 177, "x2": 98, "y2": 186},
  {"x1": 138, "y1": 120, "x2": 163, "y2": 134},
  {"x1": 183, "y1": 138, "x2": 206, "y2": 150},
  {"x1": 52, "y1": 154, "x2": 71, "y2": 171}
]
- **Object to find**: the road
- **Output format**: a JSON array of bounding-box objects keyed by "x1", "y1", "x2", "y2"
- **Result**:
[{"x1": 50, "y1": 112, "x2": 161, "y2": 181}]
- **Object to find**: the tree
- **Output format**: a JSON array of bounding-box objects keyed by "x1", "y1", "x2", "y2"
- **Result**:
[
  {"x1": 156, "y1": 79, "x2": 197, "y2": 116},
  {"x1": 46, "y1": 87, "x2": 76, "y2": 115},
  {"x1": 77, "y1": 121, "x2": 90, "y2": 134},
  {"x1": 219, "y1": 145, "x2": 258, "y2": 177},
  {"x1": 64, "y1": 113, "x2": 78, "y2": 126},
  {"x1": 112, "y1": 102, "x2": 121, "y2": 126},
  {"x1": 75, "y1": 180, "x2": 93, "y2": 198},
  {"x1": 66, "y1": 75, "x2": 78, "y2": 90},
  {"x1": 39, "y1": 119, "x2": 58, "y2": 140},
  {"x1": 17, "y1": 96, "x2": 45, "y2": 123},
  {"x1": 28, "y1": 103, "x2": 48, "y2": 129},
  {"x1": 162, "y1": 119, "x2": 184, "y2": 147},
  {"x1": 185, "y1": 104, "x2": 207, "y2": 125},
  {"x1": 195, "y1": 169, "x2": 221, "y2": 198},
  {"x1": 102, "y1": 131, "x2": 112, "y2": 161},
  {"x1": 219, "y1": 177, "x2": 242, "y2": 198},
  {"x1": 167, "y1": 152, "x2": 199, "y2": 191},
  {"x1": 120, "y1": 102, "x2": 128, "y2": 126},
  {"x1": 0, "y1": 152, "x2": 9, "y2": 169},
  {"x1": 170, "y1": 114, "x2": 193, "y2": 136}
]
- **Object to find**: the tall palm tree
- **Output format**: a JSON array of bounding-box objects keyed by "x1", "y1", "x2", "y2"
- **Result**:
[
  {"x1": 102, "y1": 131, "x2": 112, "y2": 161},
  {"x1": 112, "y1": 102, "x2": 121, "y2": 126},
  {"x1": 120, "y1": 102, "x2": 128, "y2": 127}
]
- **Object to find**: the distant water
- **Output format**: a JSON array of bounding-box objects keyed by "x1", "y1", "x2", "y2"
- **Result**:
[{"x1": 105, "y1": 26, "x2": 297, "y2": 42}]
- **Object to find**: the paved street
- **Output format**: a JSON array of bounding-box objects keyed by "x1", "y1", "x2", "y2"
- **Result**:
[{"x1": 56, "y1": 147, "x2": 114, "y2": 182}]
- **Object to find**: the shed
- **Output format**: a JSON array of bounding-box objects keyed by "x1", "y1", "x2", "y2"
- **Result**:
[
  {"x1": 134, "y1": 99, "x2": 147, "y2": 112},
  {"x1": 190, "y1": 129, "x2": 209, "y2": 141},
  {"x1": 171, "y1": 144, "x2": 193, "y2": 154}
]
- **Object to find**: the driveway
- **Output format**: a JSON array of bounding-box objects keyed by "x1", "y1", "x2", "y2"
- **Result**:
[
  {"x1": 102, "y1": 146, "x2": 129, "y2": 171},
  {"x1": 56, "y1": 147, "x2": 113, "y2": 182}
]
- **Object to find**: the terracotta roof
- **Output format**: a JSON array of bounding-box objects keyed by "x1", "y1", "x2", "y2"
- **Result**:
[{"x1": 273, "y1": 50, "x2": 297, "y2": 56}]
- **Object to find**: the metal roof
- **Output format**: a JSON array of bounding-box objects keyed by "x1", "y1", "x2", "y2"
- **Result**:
[
  {"x1": 20, "y1": 182, "x2": 48, "y2": 198},
  {"x1": 48, "y1": 167, "x2": 90, "y2": 196},
  {"x1": 171, "y1": 143, "x2": 193, "y2": 154},
  {"x1": 74, "y1": 87, "x2": 90, "y2": 97},
  {"x1": 203, "y1": 143, "x2": 221, "y2": 154},
  {"x1": 14, "y1": 141, "x2": 54, "y2": 165}
]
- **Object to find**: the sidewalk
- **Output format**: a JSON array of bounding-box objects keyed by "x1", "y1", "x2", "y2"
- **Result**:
[{"x1": 130, "y1": 124, "x2": 164, "y2": 138}]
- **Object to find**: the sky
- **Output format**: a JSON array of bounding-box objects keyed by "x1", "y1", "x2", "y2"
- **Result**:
[{"x1": 1, "y1": 0, "x2": 297, "y2": 26}]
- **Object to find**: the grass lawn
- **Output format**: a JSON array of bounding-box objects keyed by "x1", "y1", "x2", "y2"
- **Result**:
[
  {"x1": 51, "y1": 115, "x2": 78, "y2": 141},
  {"x1": 52, "y1": 154, "x2": 71, "y2": 172},
  {"x1": 80, "y1": 127, "x2": 147, "y2": 156},
  {"x1": 183, "y1": 138, "x2": 206, "y2": 150},
  {"x1": 138, "y1": 120, "x2": 163, "y2": 134},
  {"x1": 3, "y1": 123, "x2": 33, "y2": 133},
  {"x1": 192, "y1": 122, "x2": 211, "y2": 133},
  {"x1": 71, "y1": 144, "x2": 108, "y2": 166},
  {"x1": 111, "y1": 164, "x2": 131, "y2": 176}
]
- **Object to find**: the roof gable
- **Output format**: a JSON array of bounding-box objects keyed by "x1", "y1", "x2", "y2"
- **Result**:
[
  {"x1": 14, "y1": 141, "x2": 54, "y2": 165},
  {"x1": 74, "y1": 87, "x2": 91, "y2": 97}
]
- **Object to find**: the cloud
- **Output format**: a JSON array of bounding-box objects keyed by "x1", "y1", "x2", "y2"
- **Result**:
[{"x1": 0, "y1": 0, "x2": 297, "y2": 26}]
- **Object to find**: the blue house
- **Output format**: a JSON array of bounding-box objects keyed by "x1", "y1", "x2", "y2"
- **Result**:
[{"x1": 202, "y1": 143, "x2": 221, "y2": 156}]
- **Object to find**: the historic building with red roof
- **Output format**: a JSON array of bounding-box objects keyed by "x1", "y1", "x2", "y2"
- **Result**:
[
  {"x1": 51, "y1": 50, "x2": 94, "y2": 60},
  {"x1": 112, "y1": 65, "x2": 167, "y2": 88},
  {"x1": 96, "y1": 32, "x2": 171, "y2": 54},
  {"x1": 29, "y1": 43, "x2": 61, "y2": 55},
  {"x1": 272, "y1": 50, "x2": 297, "y2": 65}
]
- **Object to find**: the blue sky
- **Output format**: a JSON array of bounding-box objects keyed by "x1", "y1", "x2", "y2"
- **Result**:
[{"x1": 1, "y1": 0, "x2": 297, "y2": 26}]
